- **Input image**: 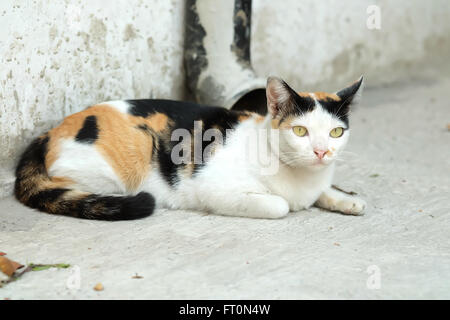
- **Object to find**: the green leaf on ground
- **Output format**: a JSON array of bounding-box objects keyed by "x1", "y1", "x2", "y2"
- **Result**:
[
  {"x1": 29, "y1": 263, "x2": 71, "y2": 271},
  {"x1": 369, "y1": 174, "x2": 380, "y2": 178},
  {"x1": 1, "y1": 262, "x2": 71, "y2": 288}
]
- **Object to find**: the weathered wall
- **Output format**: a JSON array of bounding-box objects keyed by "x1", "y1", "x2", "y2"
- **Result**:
[
  {"x1": 1, "y1": 0, "x2": 449, "y2": 198},
  {"x1": 0, "y1": 0, "x2": 186, "y2": 197},
  {"x1": 251, "y1": 0, "x2": 450, "y2": 91}
]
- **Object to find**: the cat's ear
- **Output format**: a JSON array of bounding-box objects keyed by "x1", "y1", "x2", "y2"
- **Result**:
[
  {"x1": 335, "y1": 76, "x2": 364, "y2": 107},
  {"x1": 266, "y1": 76, "x2": 295, "y2": 118}
]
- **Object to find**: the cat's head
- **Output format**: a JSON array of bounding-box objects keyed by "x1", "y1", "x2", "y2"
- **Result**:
[{"x1": 266, "y1": 76, "x2": 363, "y2": 169}]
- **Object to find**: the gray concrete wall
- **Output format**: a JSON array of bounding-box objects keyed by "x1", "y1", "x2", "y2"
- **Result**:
[
  {"x1": 0, "y1": 0, "x2": 186, "y2": 197},
  {"x1": 252, "y1": 0, "x2": 450, "y2": 91},
  {"x1": 1, "y1": 0, "x2": 449, "y2": 197}
]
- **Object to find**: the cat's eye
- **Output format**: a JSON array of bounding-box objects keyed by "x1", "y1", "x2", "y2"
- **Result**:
[
  {"x1": 293, "y1": 126, "x2": 308, "y2": 137},
  {"x1": 330, "y1": 127, "x2": 344, "y2": 138}
]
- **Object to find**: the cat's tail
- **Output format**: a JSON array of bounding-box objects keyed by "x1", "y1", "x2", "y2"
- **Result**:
[{"x1": 14, "y1": 135, "x2": 155, "y2": 221}]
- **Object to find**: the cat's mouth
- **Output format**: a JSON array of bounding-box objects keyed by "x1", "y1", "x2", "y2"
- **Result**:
[
  {"x1": 279, "y1": 152, "x2": 333, "y2": 168},
  {"x1": 311, "y1": 157, "x2": 332, "y2": 168},
  {"x1": 313, "y1": 160, "x2": 327, "y2": 166}
]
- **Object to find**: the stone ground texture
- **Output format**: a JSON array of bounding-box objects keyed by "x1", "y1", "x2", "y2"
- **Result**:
[{"x1": 0, "y1": 78, "x2": 449, "y2": 299}]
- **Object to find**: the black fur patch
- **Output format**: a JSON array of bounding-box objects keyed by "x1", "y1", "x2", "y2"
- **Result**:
[
  {"x1": 78, "y1": 191, "x2": 155, "y2": 221},
  {"x1": 231, "y1": 89, "x2": 267, "y2": 115},
  {"x1": 127, "y1": 99, "x2": 244, "y2": 186},
  {"x1": 136, "y1": 123, "x2": 150, "y2": 133},
  {"x1": 15, "y1": 136, "x2": 48, "y2": 179},
  {"x1": 336, "y1": 78, "x2": 363, "y2": 103},
  {"x1": 75, "y1": 115, "x2": 98, "y2": 143},
  {"x1": 119, "y1": 191, "x2": 155, "y2": 220},
  {"x1": 14, "y1": 135, "x2": 50, "y2": 203},
  {"x1": 28, "y1": 188, "x2": 68, "y2": 210},
  {"x1": 157, "y1": 143, "x2": 179, "y2": 185},
  {"x1": 317, "y1": 98, "x2": 350, "y2": 127},
  {"x1": 326, "y1": 77, "x2": 363, "y2": 127},
  {"x1": 281, "y1": 81, "x2": 316, "y2": 116}
]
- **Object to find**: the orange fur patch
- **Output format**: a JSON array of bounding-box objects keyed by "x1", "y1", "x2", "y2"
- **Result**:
[
  {"x1": 271, "y1": 118, "x2": 280, "y2": 129},
  {"x1": 42, "y1": 176, "x2": 74, "y2": 189},
  {"x1": 253, "y1": 114, "x2": 265, "y2": 123},
  {"x1": 46, "y1": 105, "x2": 154, "y2": 191},
  {"x1": 271, "y1": 116, "x2": 295, "y2": 129},
  {"x1": 46, "y1": 113, "x2": 86, "y2": 169},
  {"x1": 61, "y1": 190, "x2": 91, "y2": 201},
  {"x1": 313, "y1": 92, "x2": 340, "y2": 101},
  {"x1": 144, "y1": 113, "x2": 169, "y2": 132},
  {"x1": 238, "y1": 112, "x2": 265, "y2": 124},
  {"x1": 297, "y1": 91, "x2": 340, "y2": 101},
  {"x1": 238, "y1": 114, "x2": 251, "y2": 122},
  {"x1": 296, "y1": 92, "x2": 311, "y2": 98}
]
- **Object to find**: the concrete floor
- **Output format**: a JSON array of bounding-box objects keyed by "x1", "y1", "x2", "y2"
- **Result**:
[{"x1": 0, "y1": 78, "x2": 449, "y2": 299}]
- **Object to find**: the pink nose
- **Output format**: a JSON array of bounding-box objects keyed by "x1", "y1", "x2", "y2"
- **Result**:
[{"x1": 314, "y1": 149, "x2": 327, "y2": 159}]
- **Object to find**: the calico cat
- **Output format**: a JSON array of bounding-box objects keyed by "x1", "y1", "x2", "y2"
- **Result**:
[{"x1": 15, "y1": 76, "x2": 366, "y2": 220}]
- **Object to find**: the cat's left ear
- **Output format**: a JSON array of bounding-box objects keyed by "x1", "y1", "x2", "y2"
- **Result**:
[
  {"x1": 266, "y1": 76, "x2": 296, "y2": 118},
  {"x1": 336, "y1": 76, "x2": 364, "y2": 107}
]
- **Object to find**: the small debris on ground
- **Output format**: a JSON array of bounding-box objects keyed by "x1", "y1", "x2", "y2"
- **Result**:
[
  {"x1": 333, "y1": 242, "x2": 341, "y2": 247},
  {"x1": 331, "y1": 185, "x2": 358, "y2": 195},
  {"x1": 94, "y1": 283, "x2": 104, "y2": 291},
  {"x1": 369, "y1": 174, "x2": 380, "y2": 178},
  {"x1": 1, "y1": 257, "x2": 71, "y2": 288},
  {"x1": 447, "y1": 123, "x2": 450, "y2": 131},
  {"x1": 132, "y1": 273, "x2": 143, "y2": 279},
  {"x1": 0, "y1": 256, "x2": 24, "y2": 277}
]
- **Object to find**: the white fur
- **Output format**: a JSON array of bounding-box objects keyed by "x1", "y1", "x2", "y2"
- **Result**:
[
  {"x1": 97, "y1": 100, "x2": 130, "y2": 114},
  {"x1": 49, "y1": 139, "x2": 127, "y2": 195},
  {"x1": 316, "y1": 187, "x2": 366, "y2": 215},
  {"x1": 281, "y1": 103, "x2": 350, "y2": 167}
]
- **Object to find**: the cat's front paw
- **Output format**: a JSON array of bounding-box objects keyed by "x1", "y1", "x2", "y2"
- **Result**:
[
  {"x1": 335, "y1": 197, "x2": 366, "y2": 215},
  {"x1": 267, "y1": 197, "x2": 290, "y2": 219},
  {"x1": 248, "y1": 194, "x2": 289, "y2": 219}
]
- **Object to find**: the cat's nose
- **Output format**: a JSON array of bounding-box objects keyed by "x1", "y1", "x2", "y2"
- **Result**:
[{"x1": 314, "y1": 149, "x2": 327, "y2": 159}]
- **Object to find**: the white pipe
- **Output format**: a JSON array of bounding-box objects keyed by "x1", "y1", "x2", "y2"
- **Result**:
[{"x1": 184, "y1": 0, "x2": 266, "y2": 110}]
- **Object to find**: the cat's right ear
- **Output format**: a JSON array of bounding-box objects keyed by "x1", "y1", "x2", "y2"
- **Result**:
[{"x1": 266, "y1": 76, "x2": 294, "y2": 118}]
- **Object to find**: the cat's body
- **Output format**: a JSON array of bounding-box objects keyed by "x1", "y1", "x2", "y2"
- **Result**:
[{"x1": 15, "y1": 77, "x2": 366, "y2": 220}]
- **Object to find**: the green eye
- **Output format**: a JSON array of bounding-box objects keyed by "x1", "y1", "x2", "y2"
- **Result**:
[
  {"x1": 293, "y1": 126, "x2": 308, "y2": 137},
  {"x1": 330, "y1": 127, "x2": 344, "y2": 138}
]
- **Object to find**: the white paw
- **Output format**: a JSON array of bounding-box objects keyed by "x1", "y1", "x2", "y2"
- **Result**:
[
  {"x1": 247, "y1": 194, "x2": 289, "y2": 219},
  {"x1": 265, "y1": 196, "x2": 290, "y2": 219},
  {"x1": 336, "y1": 197, "x2": 366, "y2": 215}
]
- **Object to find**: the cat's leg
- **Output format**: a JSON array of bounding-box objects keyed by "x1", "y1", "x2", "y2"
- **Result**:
[
  {"x1": 315, "y1": 187, "x2": 366, "y2": 215},
  {"x1": 207, "y1": 192, "x2": 290, "y2": 219}
]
